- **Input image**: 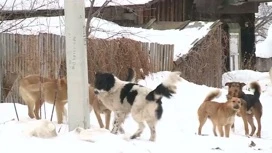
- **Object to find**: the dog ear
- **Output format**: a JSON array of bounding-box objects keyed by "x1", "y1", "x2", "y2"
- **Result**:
[
  {"x1": 225, "y1": 82, "x2": 231, "y2": 87},
  {"x1": 239, "y1": 83, "x2": 246, "y2": 87}
]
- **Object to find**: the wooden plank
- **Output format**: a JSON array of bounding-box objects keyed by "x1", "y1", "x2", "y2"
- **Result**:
[
  {"x1": 151, "y1": 43, "x2": 156, "y2": 72},
  {"x1": 170, "y1": 0, "x2": 174, "y2": 21},
  {"x1": 0, "y1": 33, "x2": 3, "y2": 103},
  {"x1": 180, "y1": 0, "x2": 184, "y2": 21},
  {"x1": 38, "y1": 33, "x2": 44, "y2": 75},
  {"x1": 149, "y1": 43, "x2": 154, "y2": 72},
  {"x1": 183, "y1": 0, "x2": 186, "y2": 21},
  {"x1": 165, "y1": 45, "x2": 169, "y2": 70},
  {"x1": 158, "y1": 44, "x2": 162, "y2": 72},
  {"x1": 161, "y1": 1, "x2": 165, "y2": 21},
  {"x1": 161, "y1": 44, "x2": 164, "y2": 71},
  {"x1": 163, "y1": 45, "x2": 166, "y2": 71},
  {"x1": 170, "y1": 45, "x2": 174, "y2": 70}
]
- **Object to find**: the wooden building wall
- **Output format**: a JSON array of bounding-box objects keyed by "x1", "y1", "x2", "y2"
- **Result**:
[{"x1": 144, "y1": 0, "x2": 193, "y2": 23}]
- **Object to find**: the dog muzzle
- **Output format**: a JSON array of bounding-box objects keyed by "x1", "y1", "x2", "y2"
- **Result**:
[{"x1": 233, "y1": 104, "x2": 240, "y2": 110}]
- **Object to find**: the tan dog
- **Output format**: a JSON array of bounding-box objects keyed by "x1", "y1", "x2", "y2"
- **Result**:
[
  {"x1": 19, "y1": 75, "x2": 68, "y2": 124},
  {"x1": 89, "y1": 86, "x2": 111, "y2": 129},
  {"x1": 197, "y1": 90, "x2": 241, "y2": 138},
  {"x1": 225, "y1": 81, "x2": 263, "y2": 138},
  {"x1": 19, "y1": 74, "x2": 111, "y2": 128}
]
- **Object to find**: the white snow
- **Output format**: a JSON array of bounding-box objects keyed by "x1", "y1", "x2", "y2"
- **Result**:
[
  {"x1": 256, "y1": 24, "x2": 272, "y2": 58},
  {"x1": 1, "y1": 70, "x2": 272, "y2": 153},
  {"x1": 1, "y1": 16, "x2": 214, "y2": 61}
]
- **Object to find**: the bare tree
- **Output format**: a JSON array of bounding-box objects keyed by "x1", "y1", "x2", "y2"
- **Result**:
[
  {"x1": 0, "y1": 0, "x2": 60, "y2": 33},
  {"x1": 255, "y1": 3, "x2": 272, "y2": 43},
  {"x1": 85, "y1": 0, "x2": 112, "y2": 37}
]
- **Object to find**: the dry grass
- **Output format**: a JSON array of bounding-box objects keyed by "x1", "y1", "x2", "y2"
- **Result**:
[{"x1": 173, "y1": 24, "x2": 228, "y2": 88}]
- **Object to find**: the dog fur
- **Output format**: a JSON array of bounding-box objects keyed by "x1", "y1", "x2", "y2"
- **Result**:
[
  {"x1": 197, "y1": 90, "x2": 241, "y2": 138},
  {"x1": 94, "y1": 71, "x2": 182, "y2": 141},
  {"x1": 225, "y1": 81, "x2": 263, "y2": 137},
  {"x1": 19, "y1": 75, "x2": 68, "y2": 124}
]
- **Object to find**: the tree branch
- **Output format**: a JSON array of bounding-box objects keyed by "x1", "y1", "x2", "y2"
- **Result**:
[{"x1": 86, "y1": 0, "x2": 112, "y2": 37}]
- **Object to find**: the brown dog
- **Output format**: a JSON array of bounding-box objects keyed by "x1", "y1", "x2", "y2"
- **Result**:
[
  {"x1": 197, "y1": 89, "x2": 241, "y2": 138},
  {"x1": 19, "y1": 74, "x2": 111, "y2": 128},
  {"x1": 225, "y1": 81, "x2": 263, "y2": 138}
]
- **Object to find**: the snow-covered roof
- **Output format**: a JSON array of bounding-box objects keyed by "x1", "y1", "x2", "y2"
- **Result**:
[{"x1": 1, "y1": 0, "x2": 152, "y2": 10}]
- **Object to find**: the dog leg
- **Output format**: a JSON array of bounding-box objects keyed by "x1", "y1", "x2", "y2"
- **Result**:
[
  {"x1": 218, "y1": 126, "x2": 224, "y2": 137},
  {"x1": 224, "y1": 124, "x2": 231, "y2": 138},
  {"x1": 92, "y1": 100, "x2": 104, "y2": 128},
  {"x1": 255, "y1": 116, "x2": 262, "y2": 138},
  {"x1": 241, "y1": 112, "x2": 249, "y2": 136},
  {"x1": 213, "y1": 124, "x2": 217, "y2": 137},
  {"x1": 111, "y1": 111, "x2": 126, "y2": 134},
  {"x1": 27, "y1": 101, "x2": 35, "y2": 119},
  {"x1": 231, "y1": 123, "x2": 235, "y2": 132},
  {"x1": 94, "y1": 109, "x2": 104, "y2": 128},
  {"x1": 247, "y1": 114, "x2": 256, "y2": 136},
  {"x1": 198, "y1": 115, "x2": 208, "y2": 135},
  {"x1": 147, "y1": 121, "x2": 157, "y2": 141},
  {"x1": 34, "y1": 100, "x2": 43, "y2": 119},
  {"x1": 104, "y1": 109, "x2": 111, "y2": 130},
  {"x1": 253, "y1": 106, "x2": 262, "y2": 138},
  {"x1": 55, "y1": 102, "x2": 64, "y2": 124},
  {"x1": 112, "y1": 116, "x2": 124, "y2": 134},
  {"x1": 130, "y1": 122, "x2": 145, "y2": 140}
]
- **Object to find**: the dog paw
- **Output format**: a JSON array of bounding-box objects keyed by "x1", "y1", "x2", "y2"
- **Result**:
[
  {"x1": 149, "y1": 137, "x2": 155, "y2": 142},
  {"x1": 130, "y1": 135, "x2": 138, "y2": 139},
  {"x1": 119, "y1": 127, "x2": 125, "y2": 134},
  {"x1": 110, "y1": 129, "x2": 118, "y2": 135}
]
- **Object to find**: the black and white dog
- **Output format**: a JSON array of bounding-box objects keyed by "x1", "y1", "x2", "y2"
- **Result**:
[{"x1": 94, "y1": 70, "x2": 182, "y2": 141}]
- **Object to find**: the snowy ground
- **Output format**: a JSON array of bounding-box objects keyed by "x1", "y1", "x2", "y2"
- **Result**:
[{"x1": 0, "y1": 70, "x2": 272, "y2": 153}]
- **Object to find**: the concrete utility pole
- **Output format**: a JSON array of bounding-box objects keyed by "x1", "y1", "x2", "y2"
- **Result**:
[{"x1": 64, "y1": 0, "x2": 90, "y2": 131}]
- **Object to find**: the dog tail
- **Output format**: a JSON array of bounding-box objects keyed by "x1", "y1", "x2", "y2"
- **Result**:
[
  {"x1": 126, "y1": 68, "x2": 137, "y2": 83},
  {"x1": 250, "y1": 81, "x2": 261, "y2": 99},
  {"x1": 146, "y1": 71, "x2": 182, "y2": 101},
  {"x1": 203, "y1": 90, "x2": 221, "y2": 102}
]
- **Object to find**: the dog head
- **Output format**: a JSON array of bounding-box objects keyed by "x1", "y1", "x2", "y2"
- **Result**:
[
  {"x1": 94, "y1": 72, "x2": 116, "y2": 95},
  {"x1": 226, "y1": 97, "x2": 242, "y2": 111},
  {"x1": 225, "y1": 82, "x2": 245, "y2": 99}
]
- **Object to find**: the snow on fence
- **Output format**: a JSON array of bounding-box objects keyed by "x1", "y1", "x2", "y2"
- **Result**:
[{"x1": 0, "y1": 33, "x2": 174, "y2": 103}]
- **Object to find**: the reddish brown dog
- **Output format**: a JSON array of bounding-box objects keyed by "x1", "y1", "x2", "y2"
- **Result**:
[{"x1": 225, "y1": 81, "x2": 262, "y2": 138}]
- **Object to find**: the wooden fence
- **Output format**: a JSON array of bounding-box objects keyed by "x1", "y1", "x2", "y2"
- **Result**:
[
  {"x1": 0, "y1": 33, "x2": 174, "y2": 103},
  {"x1": 142, "y1": 42, "x2": 174, "y2": 72}
]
